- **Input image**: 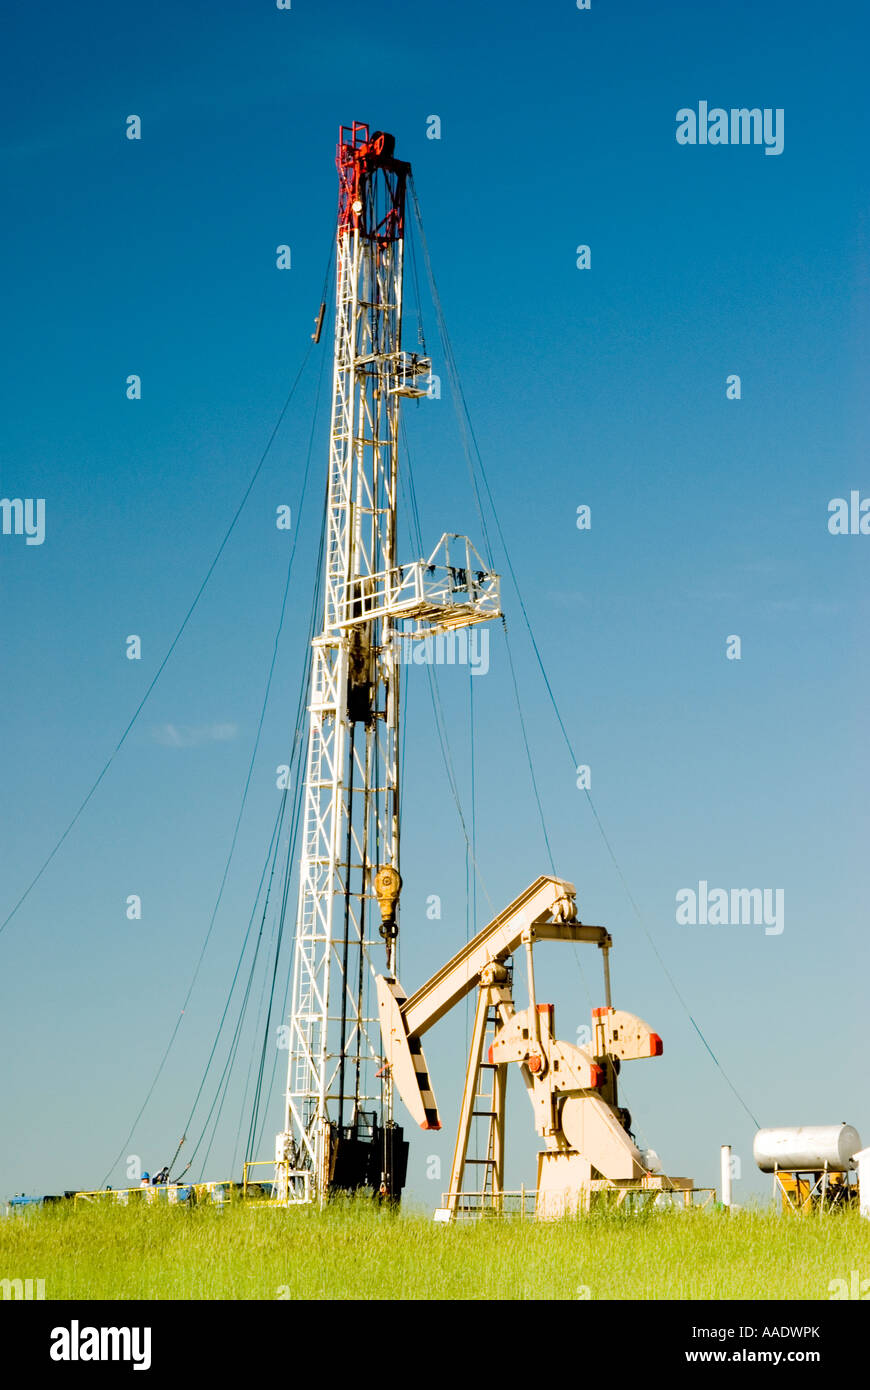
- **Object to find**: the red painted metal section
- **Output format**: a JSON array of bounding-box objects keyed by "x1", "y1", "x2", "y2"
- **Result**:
[{"x1": 336, "y1": 122, "x2": 410, "y2": 241}]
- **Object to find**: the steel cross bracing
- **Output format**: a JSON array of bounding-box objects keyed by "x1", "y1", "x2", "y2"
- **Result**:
[{"x1": 277, "y1": 125, "x2": 500, "y2": 1204}]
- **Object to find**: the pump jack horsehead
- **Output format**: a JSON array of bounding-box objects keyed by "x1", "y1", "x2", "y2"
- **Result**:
[{"x1": 377, "y1": 876, "x2": 694, "y2": 1218}]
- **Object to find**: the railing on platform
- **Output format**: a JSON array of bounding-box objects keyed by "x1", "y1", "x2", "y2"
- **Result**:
[
  {"x1": 435, "y1": 1188, "x2": 537, "y2": 1221},
  {"x1": 242, "y1": 1161, "x2": 274, "y2": 1198},
  {"x1": 73, "y1": 1180, "x2": 234, "y2": 1208},
  {"x1": 584, "y1": 1184, "x2": 717, "y2": 1213},
  {"x1": 436, "y1": 1185, "x2": 717, "y2": 1220},
  {"x1": 71, "y1": 1168, "x2": 315, "y2": 1210},
  {"x1": 337, "y1": 533, "x2": 501, "y2": 636}
]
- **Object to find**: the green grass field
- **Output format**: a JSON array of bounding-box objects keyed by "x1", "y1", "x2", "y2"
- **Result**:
[{"x1": 3, "y1": 1199, "x2": 869, "y2": 1300}]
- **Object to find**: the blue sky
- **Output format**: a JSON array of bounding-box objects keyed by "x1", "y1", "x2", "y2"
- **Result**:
[{"x1": 1, "y1": 0, "x2": 867, "y2": 1211}]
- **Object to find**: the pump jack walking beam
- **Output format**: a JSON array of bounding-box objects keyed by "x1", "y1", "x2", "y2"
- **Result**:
[
  {"x1": 379, "y1": 877, "x2": 603, "y2": 1035},
  {"x1": 376, "y1": 876, "x2": 601, "y2": 1126}
]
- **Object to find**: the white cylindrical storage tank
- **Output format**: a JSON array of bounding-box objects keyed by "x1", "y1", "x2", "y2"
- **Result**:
[{"x1": 753, "y1": 1124, "x2": 862, "y2": 1174}]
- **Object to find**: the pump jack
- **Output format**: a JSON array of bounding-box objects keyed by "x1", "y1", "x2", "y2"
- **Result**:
[{"x1": 377, "y1": 876, "x2": 694, "y2": 1218}]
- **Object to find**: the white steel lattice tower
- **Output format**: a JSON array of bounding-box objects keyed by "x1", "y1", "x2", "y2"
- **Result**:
[
  {"x1": 277, "y1": 124, "x2": 500, "y2": 1204},
  {"x1": 279, "y1": 125, "x2": 415, "y2": 1201}
]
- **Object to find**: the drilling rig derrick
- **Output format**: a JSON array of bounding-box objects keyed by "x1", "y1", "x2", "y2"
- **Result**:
[{"x1": 276, "y1": 124, "x2": 500, "y2": 1206}]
